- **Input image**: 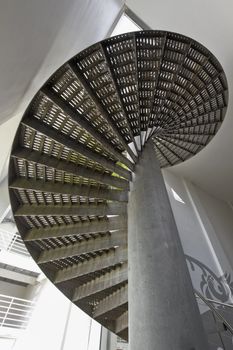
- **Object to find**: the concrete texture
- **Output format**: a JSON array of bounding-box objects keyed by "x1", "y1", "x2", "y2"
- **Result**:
[{"x1": 128, "y1": 140, "x2": 209, "y2": 350}]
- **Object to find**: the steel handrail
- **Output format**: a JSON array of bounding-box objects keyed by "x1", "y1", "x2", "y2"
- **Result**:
[
  {"x1": 0, "y1": 231, "x2": 30, "y2": 257},
  {"x1": 197, "y1": 296, "x2": 233, "y2": 309},
  {"x1": 194, "y1": 289, "x2": 233, "y2": 335},
  {"x1": 0, "y1": 293, "x2": 35, "y2": 329}
]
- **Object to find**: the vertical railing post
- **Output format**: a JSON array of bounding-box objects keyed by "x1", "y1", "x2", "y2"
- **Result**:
[{"x1": 1, "y1": 297, "x2": 13, "y2": 327}]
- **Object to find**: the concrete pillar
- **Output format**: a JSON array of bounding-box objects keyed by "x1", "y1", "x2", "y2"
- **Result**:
[{"x1": 128, "y1": 140, "x2": 208, "y2": 350}]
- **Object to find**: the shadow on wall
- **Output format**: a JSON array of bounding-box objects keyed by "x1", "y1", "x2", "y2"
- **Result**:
[{"x1": 186, "y1": 255, "x2": 233, "y2": 304}]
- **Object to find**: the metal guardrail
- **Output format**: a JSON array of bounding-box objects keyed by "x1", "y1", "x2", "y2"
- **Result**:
[
  {"x1": 0, "y1": 294, "x2": 35, "y2": 329},
  {"x1": 195, "y1": 289, "x2": 233, "y2": 336},
  {"x1": 0, "y1": 230, "x2": 30, "y2": 257}
]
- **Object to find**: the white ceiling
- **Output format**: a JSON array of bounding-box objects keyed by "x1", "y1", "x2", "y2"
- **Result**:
[
  {"x1": 1, "y1": 0, "x2": 233, "y2": 203},
  {"x1": 127, "y1": 0, "x2": 233, "y2": 202}
]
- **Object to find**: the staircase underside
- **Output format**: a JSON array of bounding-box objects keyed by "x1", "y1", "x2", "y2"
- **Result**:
[{"x1": 8, "y1": 31, "x2": 228, "y2": 340}]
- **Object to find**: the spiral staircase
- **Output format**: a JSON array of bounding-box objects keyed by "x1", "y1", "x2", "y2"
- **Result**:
[{"x1": 8, "y1": 31, "x2": 228, "y2": 342}]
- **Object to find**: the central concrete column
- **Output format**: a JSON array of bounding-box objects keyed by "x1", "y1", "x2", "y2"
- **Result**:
[{"x1": 128, "y1": 140, "x2": 208, "y2": 350}]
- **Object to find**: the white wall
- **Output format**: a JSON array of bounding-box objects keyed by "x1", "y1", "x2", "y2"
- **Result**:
[
  {"x1": 0, "y1": 3, "x2": 122, "y2": 347},
  {"x1": 100, "y1": 327, "x2": 117, "y2": 350},
  {"x1": 163, "y1": 169, "x2": 233, "y2": 303},
  {"x1": 14, "y1": 278, "x2": 100, "y2": 350},
  {"x1": 0, "y1": 280, "x2": 28, "y2": 299},
  {"x1": 163, "y1": 170, "x2": 220, "y2": 272},
  {"x1": 0, "y1": 0, "x2": 124, "y2": 125},
  {"x1": 0, "y1": 0, "x2": 125, "y2": 227},
  {"x1": 0, "y1": 178, "x2": 11, "y2": 222},
  {"x1": 192, "y1": 185, "x2": 233, "y2": 273},
  {"x1": 16, "y1": 0, "x2": 124, "y2": 119},
  {"x1": 126, "y1": 0, "x2": 233, "y2": 203},
  {"x1": 0, "y1": 274, "x2": 43, "y2": 300}
]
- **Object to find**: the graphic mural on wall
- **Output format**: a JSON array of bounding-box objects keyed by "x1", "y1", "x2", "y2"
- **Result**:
[{"x1": 186, "y1": 255, "x2": 233, "y2": 305}]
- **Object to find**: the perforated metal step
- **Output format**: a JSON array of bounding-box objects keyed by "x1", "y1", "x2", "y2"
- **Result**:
[{"x1": 8, "y1": 31, "x2": 228, "y2": 340}]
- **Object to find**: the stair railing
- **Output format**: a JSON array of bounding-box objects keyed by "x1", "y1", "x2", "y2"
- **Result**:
[{"x1": 194, "y1": 288, "x2": 233, "y2": 336}]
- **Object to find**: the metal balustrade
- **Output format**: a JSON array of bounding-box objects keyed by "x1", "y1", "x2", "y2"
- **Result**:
[
  {"x1": 0, "y1": 230, "x2": 30, "y2": 257},
  {"x1": 195, "y1": 289, "x2": 233, "y2": 335},
  {"x1": 0, "y1": 294, "x2": 35, "y2": 330}
]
